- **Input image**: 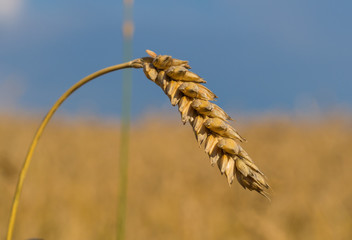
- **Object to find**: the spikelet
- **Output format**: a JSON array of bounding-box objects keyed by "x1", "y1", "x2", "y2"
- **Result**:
[
  {"x1": 156, "y1": 71, "x2": 169, "y2": 91},
  {"x1": 153, "y1": 55, "x2": 190, "y2": 70},
  {"x1": 191, "y1": 99, "x2": 232, "y2": 121},
  {"x1": 166, "y1": 66, "x2": 206, "y2": 83},
  {"x1": 178, "y1": 82, "x2": 217, "y2": 100},
  {"x1": 204, "y1": 118, "x2": 246, "y2": 142},
  {"x1": 218, "y1": 154, "x2": 229, "y2": 174},
  {"x1": 141, "y1": 49, "x2": 270, "y2": 198},
  {"x1": 217, "y1": 138, "x2": 240, "y2": 155},
  {"x1": 166, "y1": 80, "x2": 183, "y2": 106}
]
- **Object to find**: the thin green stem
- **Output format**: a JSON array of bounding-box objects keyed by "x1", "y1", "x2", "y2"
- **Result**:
[
  {"x1": 117, "y1": 52, "x2": 133, "y2": 240},
  {"x1": 6, "y1": 59, "x2": 143, "y2": 240},
  {"x1": 117, "y1": 1, "x2": 134, "y2": 237}
]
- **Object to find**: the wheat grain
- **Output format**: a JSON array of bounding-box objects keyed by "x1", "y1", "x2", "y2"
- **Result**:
[{"x1": 142, "y1": 50, "x2": 270, "y2": 198}]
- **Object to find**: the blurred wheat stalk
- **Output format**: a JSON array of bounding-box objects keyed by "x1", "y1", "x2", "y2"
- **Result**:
[{"x1": 6, "y1": 50, "x2": 269, "y2": 240}]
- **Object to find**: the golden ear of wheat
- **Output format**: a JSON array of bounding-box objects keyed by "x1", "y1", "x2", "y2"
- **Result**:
[{"x1": 142, "y1": 50, "x2": 270, "y2": 198}]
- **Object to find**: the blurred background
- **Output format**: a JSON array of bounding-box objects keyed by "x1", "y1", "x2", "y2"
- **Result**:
[{"x1": 1, "y1": 0, "x2": 352, "y2": 239}]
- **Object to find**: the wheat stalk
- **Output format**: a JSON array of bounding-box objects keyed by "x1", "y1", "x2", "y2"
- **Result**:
[
  {"x1": 5, "y1": 60, "x2": 144, "y2": 240},
  {"x1": 142, "y1": 50, "x2": 270, "y2": 198},
  {"x1": 7, "y1": 49, "x2": 269, "y2": 240}
]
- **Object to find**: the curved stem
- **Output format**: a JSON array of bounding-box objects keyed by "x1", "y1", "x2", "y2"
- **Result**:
[{"x1": 6, "y1": 58, "x2": 144, "y2": 240}]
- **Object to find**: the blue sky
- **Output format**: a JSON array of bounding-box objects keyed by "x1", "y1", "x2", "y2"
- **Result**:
[{"x1": 1, "y1": 0, "x2": 351, "y2": 118}]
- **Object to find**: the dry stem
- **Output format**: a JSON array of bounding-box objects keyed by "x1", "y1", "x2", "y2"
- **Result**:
[{"x1": 6, "y1": 59, "x2": 144, "y2": 240}]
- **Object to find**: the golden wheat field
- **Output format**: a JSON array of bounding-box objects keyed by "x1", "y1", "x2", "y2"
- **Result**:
[{"x1": 1, "y1": 113, "x2": 352, "y2": 240}]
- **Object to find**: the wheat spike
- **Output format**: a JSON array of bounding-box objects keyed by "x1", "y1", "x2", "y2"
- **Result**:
[{"x1": 141, "y1": 50, "x2": 270, "y2": 197}]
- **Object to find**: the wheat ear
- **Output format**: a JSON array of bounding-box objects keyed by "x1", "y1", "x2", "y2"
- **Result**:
[
  {"x1": 143, "y1": 50, "x2": 270, "y2": 198},
  {"x1": 7, "y1": 50, "x2": 269, "y2": 240}
]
